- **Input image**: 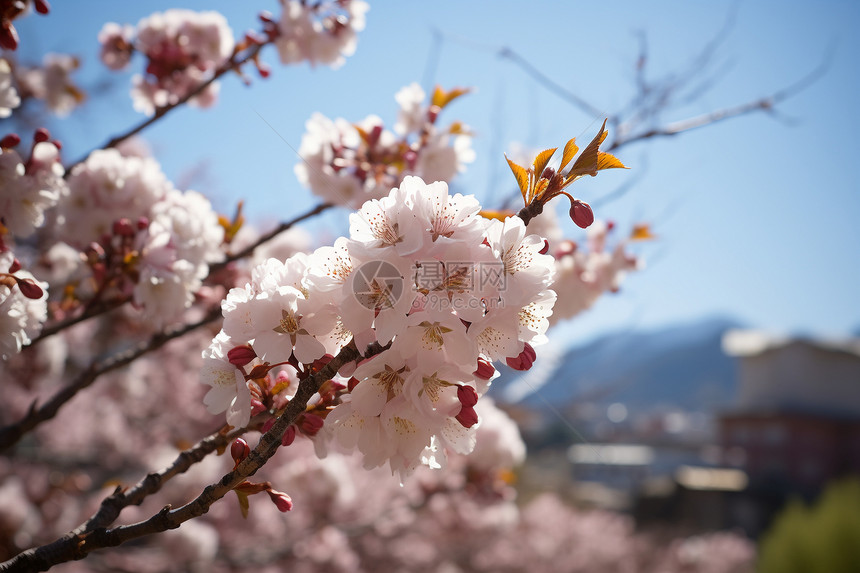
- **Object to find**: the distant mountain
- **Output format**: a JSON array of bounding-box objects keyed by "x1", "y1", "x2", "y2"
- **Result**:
[{"x1": 492, "y1": 316, "x2": 745, "y2": 413}]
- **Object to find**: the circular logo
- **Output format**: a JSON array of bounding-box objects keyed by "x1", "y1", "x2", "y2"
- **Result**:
[{"x1": 350, "y1": 260, "x2": 404, "y2": 311}]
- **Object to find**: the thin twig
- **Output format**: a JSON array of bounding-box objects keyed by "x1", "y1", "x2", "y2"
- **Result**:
[
  {"x1": 64, "y1": 39, "x2": 273, "y2": 175},
  {"x1": 0, "y1": 340, "x2": 389, "y2": 573},
  {"x1": 0, "y1": 306, "x2": 222, "y2": 452}
]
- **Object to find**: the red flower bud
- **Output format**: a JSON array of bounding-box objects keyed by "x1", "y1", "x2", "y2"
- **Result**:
[
  {"x1": 16, "y1": 278, "x2": 44, "y2": 300},
  {"x1": 298, "y1": 413, "x2": 324, "y2": 436},
  {"x1": 539, "y1": 239, "x2": 550, "y2": 255},
  {"x1": 136, "y1": 216, "x2": 150, "y2": 230},
  {"x1": 267, "y1": 489, "x2": 293, "y2": 512},
  {"x1": 457, "y1": 384, "x2": 479, "y2": 408},
  {"x1": 33, "y1": 128, "x2": 51, "y2": 143},
  {"x1": 50, "y1": 139, "x2": 62, "y2": 150},
  {"x1": 112, "y1": 218, "x2": 135, "y2": 237},
  {"x1": 473, "y1": 358, "x2": 495, "y2": 380},
  {"x1": 506, "y1": 343, "x2": 536, "y2": 371},
  {"x1": 455, "y1": 405, "x2": 479, "y2": 428},
  {"x1": 261, "y1": 418, "x2": 276, "y2": 433},
  {"x1": 569, "y1": 200, "x2": 594, "y2": 229},
  {"x1": 282, "y1": 424, "x2": 296, "y2": 446},
  {"x1": 0, "y1": 134, "x2": 21, "y2": 148},
  {"x1": 0, "y1": 22, "x2": 19, "y2": 51},
  {"x1": 228, "y1": 344, "x2": 256, "y2": 367},
  {"x1": 230, "y1": 438, "x2": 250, "y2": 466},
  {"x1": 8, "y1": 258, "x2": 21, "y2": 273},
  {"x1": 34, "y1": 0, "x2": 51, "y2": 15}
]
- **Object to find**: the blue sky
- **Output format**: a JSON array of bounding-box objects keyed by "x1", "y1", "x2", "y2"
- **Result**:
[{"x1": 9, "y1": 0, "x2": 860, "y2": 344}]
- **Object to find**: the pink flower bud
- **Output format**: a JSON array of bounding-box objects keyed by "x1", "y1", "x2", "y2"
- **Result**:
[
  {"x1": 33, "y1": 128, "x2": 51, "y2": 144},
  {"x1": 473, "y1": 358, "x2": 495, "y2": 380},
  {"x1": 299, "y1": 413, "x2": 324, "y2": 436},
  {"x1": 8, "y1": 258, "x2": 21, "y2": 273},
  {"x1": 457, "y1": 384, "x2": 478, "y2": 407},
  {"x1": 455, "y1": 405, "x2": 479, "y2": 428},
  {"x1": 261, "y1": 418, "x2": 275, "y2": 434},
  {"x1": 569, "y1": 200, "x2": 594, "y2": 229},
  {"x1": 281, "y1": 425, "x2": 296, "y2": 447},
  {"x1": 0, "y1": 134, "x2": 21, "y2": 148},
  {"x1": 228, "y1": 345, "x2": 256, "y2": 367},
  {"x1": 250, "y1": 399, "x2": 266, "y2": 417},
  {"x1": 136, "y1": 216, "x2": 150, "y2": 230},
  {"x1": 112, "y1": 218, "x2": 135, "y2": 237},
  {"x1": 267, "y1": 489, "x2": 293, "y2": 512},
  {"x1": 16, "y1": 278, "x2": 44, "y2": 300},
  {"x1": 230, "y1": 438, "x2": 250, "y2": 465}
]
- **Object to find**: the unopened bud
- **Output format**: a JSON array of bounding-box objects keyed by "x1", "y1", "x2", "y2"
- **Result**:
[
  {"x1": 50, "y1": 139, "x2": 62, "y2": 150},
  {"x1": 8, "y1": 258, "x2": 21, "y2": 273},
  {"x1": 282, "y1": 424, "x2": 296, "y2": 446},
  {"x1": 230, "y1": 438, "x2": 250, "y2": 465},
  {"x1": 506, "y1": 343, "x2": 537, "y2": 371},
  {"x1": 0, "y1": 134, "x2": 21, "y2": 148},
  {"x1": 569, "y1": 200, "x2": 594, "y2": 229},
  {"x1": 16, "y1": 278, "x2": 44, "y2": 300},
  {"x1": 112, "y1": 218, "x2": 135, "y2": 237},
  {"x1": 606, "y1": 220, "x2": 616, "y2": 231},
  {"x1": 539, "y1": 239, "x2": 550, "y2": 255},
  {"x1": 267, "y1": 489, "x2": 293, "y2": 512},
  {"x1": 0, "y1": 21, "x2": 19, "y2": 51},
  {"x1": 455, "y1": 405, "x2": 479, "y2": 428},
  {"x1": 34, "y1": 0, "x2": 51, "y2": 15},
  {"x1": 347, "y1": 376, "x2": 360, "y2": 392},
  {"x1": 473, "y1": 358, "x2": 495, "y2": 380},
  {"x1": 261, "y1": 418, "x2": 276, "y2": 434},
  {"x1": 228, "y1": 344, "x2": 256, "y2": 367},
  {"x1": 298, "y1": 413, "x2": 324, "y2": 436},
  {"x1": 250, "y1": 399, "x2": 266, "y2": 416},
  {"x1": 457, "y1": 384, "x2": 479, "y2": 408},
  {"x1": 136, "y1": 216, "x2": 150, "y2": 230},
  {"x1": 33, "y1": 128, "x2": 51, "y2": 144}
]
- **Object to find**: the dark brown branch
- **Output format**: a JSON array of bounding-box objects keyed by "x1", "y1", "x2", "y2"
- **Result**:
[
  {"x1": 0, "y1": 306, "x2": 222, "y2": 453},
  {"x1": 0, "y1": 340, "x2": 389, "y2": 572},
  {"x1": 63, "y1": 39, "x2": 272, "y2": 175},
  {"x1": 210, "y1": 202, "x2": 333, "y2": 273}
]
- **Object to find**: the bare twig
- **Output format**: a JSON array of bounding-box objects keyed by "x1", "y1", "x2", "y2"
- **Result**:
[
  {"x1": 0, "y1": 339, "x2": 390, "y2": 573},
  {"x1": 0, "y1": 306, "x2": 222, "y2": 452}
]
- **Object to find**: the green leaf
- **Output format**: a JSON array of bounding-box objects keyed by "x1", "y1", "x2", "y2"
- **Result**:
[
  {"x1": 559, "y1": 138, "x2": 579, "y2": 170},
  {"x1": 505, "y1": 154, "x2": 530, "y2": 203}
]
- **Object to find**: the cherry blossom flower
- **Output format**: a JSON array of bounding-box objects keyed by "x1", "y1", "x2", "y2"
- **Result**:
[{"x1": 0, "y1": 58, "x2": 20, "y2": 117}]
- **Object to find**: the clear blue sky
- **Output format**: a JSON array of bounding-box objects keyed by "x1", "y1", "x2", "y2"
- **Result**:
[{"x1": 10, "y1": 0, "x2": 860, "y2": 343}]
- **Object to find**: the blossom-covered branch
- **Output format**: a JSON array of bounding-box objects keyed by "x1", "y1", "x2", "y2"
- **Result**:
[{"x1": 0, "y1": 305, "x2": 221, "y2": 452}]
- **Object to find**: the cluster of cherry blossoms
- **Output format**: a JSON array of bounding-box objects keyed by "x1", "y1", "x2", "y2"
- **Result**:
[
  {"x1": 203, "y1": 176, "x2": 555, "y2": 479},
  {"x1": 46, "y1": 147, "x2": 226, "y2": 327},
  {"x1": 0, "y1": 249, "x2": 46, "y2": 358},
  {"x1": 0, "y1": 53, "x2": 83, "y2": 117},
  {"x1": 295, "y1": 83, "x2": 474, "y2": 208},
  {"x1": 275, "y1": 0, "x2": 369, "y2": 68},
  {"x1": 98, "y1": 9, "x2": 235, "y2": 114}
]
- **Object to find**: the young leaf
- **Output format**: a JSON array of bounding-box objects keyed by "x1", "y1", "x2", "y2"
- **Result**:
[
  {"x1": 568, "y1": 119, "x2": 609, "y2": 178},
  {"x1": 505, "y1": 154, "x2": 530, "y2": 202},
  {"x1": 235, "y1": 490, "x2": 250, "y2": 519},
  {"x1": 559, "y1": 137, "x2": 579, "y2": 170},
  {"x1": 630, "y1": 223, "x2": 656, "y2": 241},
  {"x1": 532, "y1": 147, "x2": 557, "y2": 183},
  {"x1": 533, "y1": 177, "x2": 550, "y2": 202},
  {"x1": 432, "y1": 86, "x2": 470, "y2": 109},
  {"x1": 479, "y1": 209, "x2": 515, "y2": 221},
  {"x1": 596, "y1": 152, "x2": 627, "y2": 171}
]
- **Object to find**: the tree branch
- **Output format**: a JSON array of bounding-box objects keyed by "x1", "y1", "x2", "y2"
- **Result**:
[
  {"x1": 0, "y1": 306, "x2": 222, "y2": 452},
  {"x1": 63, "y1": 38, "x2": 273, "y2": 175},
  {"x1": 0, "y1": 339, "x2": 390, "y2": 572}
]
